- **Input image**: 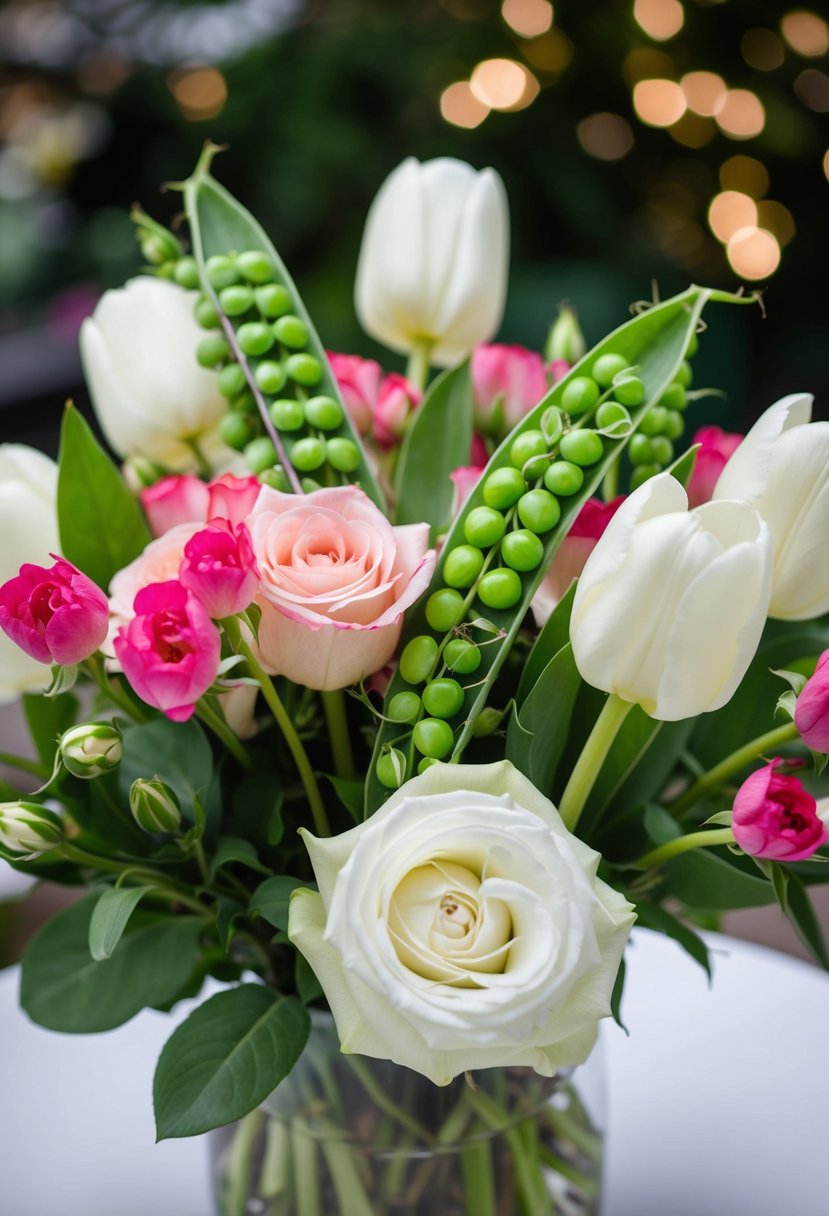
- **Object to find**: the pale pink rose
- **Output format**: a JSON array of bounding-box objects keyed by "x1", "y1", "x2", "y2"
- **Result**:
[
  {"x1": 794, "y1": 649, "x2": 829, "y2": 753},
  {"x1": 141, "y1": 476, "x2": 210, "y2": 537},
  {"x1": 326, "y1": 352, "x2": 381, "y2": 436},
  {"x1": 180, "y1": 519, "x2": 259, "y2": 619},
  {"x1": 374, "y1": 373, "x2": 420, "y2": 447},
  {"x1": 108, "y1": 523, "x2": 201, "y2": 643},
  {"x1": 472, "y1": 343, "x2": 549, "y2": 435},
  {"x1": 207, "y1": 473, "x2": 262, "y2": 526},
  {"x1": 220, "y1": 682, "x2": 259, "y2": 740},
  {"x1": 114, "y1": 580, "x2": 220, "y2": 722},
  {"x1": 532, "y1": 497, "x2": 625, "y2": 626},
  {"x1": 687, "y1": 426, "x2": 742, "y2": 508},
  {"x1": 249, "y1": 485, "x2": 436, "y2": 690},
  {"x1": 732, "y1": 758, "x2": 827, "y2": 861},
  {"x1": 0, "y1": 556, "x2": 108, "y2": 666}
]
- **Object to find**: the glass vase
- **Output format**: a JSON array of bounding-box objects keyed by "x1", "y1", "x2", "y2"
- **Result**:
[{"x1": 210, "y1": 1012, "x2": 605, "y2": 1216}]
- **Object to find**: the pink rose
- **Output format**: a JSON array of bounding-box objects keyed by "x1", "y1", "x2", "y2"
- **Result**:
[
  {"x1": 108, "y1": 523, "x2": 201, "y2": 641},
  {"x1": 732, "y1": 758, "x2": 827, "y2": 861},
  {"x1": 532, "y1": 497, "x2": 625, "y2": 625},
  {"x1": 141, "y1": 473, "x2": 261, "y2": 537},
  {"x1": 113, "y1": 580, "x2": 220, "y2": 722},
  {"x1": 206, "y1": 473, "x2": 261, "y2": 526},
  {"x1": 180, "y1": 519, "x2": 259, "y2": 619},
  {"x1": 687, "y1": 426, "x2": 743, "y2": 508},
  {"x1": 471, "y1": 343, "x2": 548, "y2": 435},
  {"x1": 548, "y1": 358, "x2": 570, "y2": 384},
  {"x1": 794, "y1": 649, "x2": 829, "y2": 752},
  {"x1": 326, "y1": 352, "x2": 381, "y2": 436},
  {"x1": 374, "y1": 373, "x2": 420, "y2": 447},
  {"x1": 0, "y1": 557, "x2": 108, "y2": 666},
  {"x1": 249, "y1": 485, "x2": 436, "y2": 690},
  {"x1": 450, "y1": 465, "x2": 485, "y2": 515}
]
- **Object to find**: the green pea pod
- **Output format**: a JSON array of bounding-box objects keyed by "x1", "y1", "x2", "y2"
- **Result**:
[
  {"x1": 182, "y1": 144, "x2": 384, "y2": 509},
  {"x1": 364, "y1": 284, "x2": 758, "y2": 816}
]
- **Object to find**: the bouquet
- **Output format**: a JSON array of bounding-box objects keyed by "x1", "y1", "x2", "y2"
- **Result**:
[{"x1": 2, "y1": 144, "x2": 828, "y2": 1215}]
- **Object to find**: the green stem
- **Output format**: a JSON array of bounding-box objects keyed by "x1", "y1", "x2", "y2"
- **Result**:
[
  {"x1": 558, "y1": 693, "x2": 634, "y2": 832},
  {"x1": 345, "y1": 1055, "x2": 432, "y2": 1142},
  {"x1": 60, "y1": 845, "x2": 209, "y2": 913},
  {"x1": 84, "y1": 657, "x2": 148, "y2": 722},
  {"x1": 405, "y1": 338, "x2": 434, "y2": 393},
  {"x1": 321, "y1": 689, "x2": 355, "y2": 781},
  {"x1": 634, "y1": 827, "x2": 735, "y2": 869},
  {"x1": 602, "y1": 456, "x2": 619, "y2": 502},
  {"x1": 195, "y1": 698, "x2": 253, "y2": 770},
  {"x1": 669, "y1": 720, "x2": 799, "y2": 818}
]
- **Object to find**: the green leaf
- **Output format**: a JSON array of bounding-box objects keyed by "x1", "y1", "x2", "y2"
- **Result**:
[
  {"x1": 506, "y1": 643, "x2": 581, "y2": 794},
  {"x1": 88, "y1": 884, "x2": 154, "y2": 960},
  {"x1": 634, "y1": 903, "x2": 711, "y2": 977},
  {"x1": 216, "y1": 897, "x2": 245, "y2": 950},
  {"x1": 643, "y1": 803, "x2": 682, "y2": 845},
  {"x1": 393, "y1": 361, "x2": 473, "y2": 537},
  {"x1": 321, "y1": 774, "x2": 365, "y2": 825},
  {"x1": 57, "y1": 406, "x2": 151, "y2": 588},
  {"x1": 663, "y1": 848, "x2": 772, "y2": 910},
  {"x1": 249, "y1": 876, "x2": 309, "y2": 931},
  {"x1": 153, "y1": 984, "x2": 309, "y2": 1138},
  {"x1": 610, "y1": 956, "x2": 628, "y2": 1033},
  {"x1": 119, "y1": 719, "x2": 213, "y2": 813},
  {"x1": 767, "y1": 864, "x2": 829, "y2": 969},
  {"x1": 208, "y1": 836, "x2": 268, "y2": 882},
  {"x1": 516, "y1": 580, "x2": 576, "y2": 708},
  {"x1": 232, "y1": 772, "x2": 284, "y2": 848},
  {"x1": 23, "y1": 692, "x2": 80, "y2": 768},
  {"x1": 21, "y1": 894, "x2": 203, "y2": 1031},
  {"x1": 295, "y1": 953, "x2": 323, "y2": 1005}
]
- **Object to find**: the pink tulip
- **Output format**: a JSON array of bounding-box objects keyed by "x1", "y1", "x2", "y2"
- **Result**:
[
  {"x1": 687, "y1": 426, "x2": 742, "y2": 508},
  {"x1": 794, "y1": 649, "x2": 829, "y2": 752},
  {"x1": 206, "y1": 473, "x2": 261, "y2": 526},
  {"x1": 249, "y1": 485, "x2": 436, "y2": 690},
  {"x1": 113, "y1": 581, "x2": 220, "y2": 722},
  {"x1": 141, "y1": 473, "x2": 261, "y2": 537},
  {"x1": 326, "y1": 352, "x2": 381, "y2": 436},
  {"x1": 0, "y1": 556, "x2": 108, "y2": 666},
  {"x1": 532, "y1": 497, "x2": 625, "y2": 625},
  {"x1": 374, "y1": 373, "x2": 420, "y2": 447},
  {"x1": 732, "y1": 758, "x2": 827, "y2": 861},
  {"x1": 180, "y1": 519, "x2": 259, "y2": 619},
  {"x1": 471, "y1": 343, "x2": 548, "y2": 435}
]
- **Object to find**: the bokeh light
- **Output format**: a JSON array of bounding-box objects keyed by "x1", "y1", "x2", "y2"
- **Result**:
[
  {"x1": 520, "y1": 28, "x2": 573, "y2": 72},
  {"x1": 795, "y1": 69, "x2": 829, "y2": 112},
  {"x1": 633, "y1": 78, "x2": 687, "y2": 126},
  {"x1": 623, "y1": 48, "x2": 675, "y2": 85},
  {"x1": 633, "y1": 0, "x2": 685, "y2": 42},
  {"x1": 780, "y1": 10, "x2": 829, "y2": 57},
  {"x1": 726, "y1": 227, "x2": 781, "y2": 279},
  {"x1": 502, "y1": 0, "x2": 554, "y2": 38},
  {"x1": 708, "y1": 191, "x2": 758, "y2": 242},
  {"x1": 577, "y1": 113, "x2": 635, "y2": 160},
  {"x1": 741, "y1": 28, "x2": 786, "y2": 71},
  {"x1": 719, "y1": 155, "x2": 770, "y2": 198},
  {"x1": 756, "y1": 200, "x2": 796, "y2": 246},
  {"x1": 166, "y1": 67, "x2": 227, "y2": 121},
  {"x1": 824, "y1": 149, "x2": 829, "y2": 182},
  {"x1": 470, "y1": 58, "x2": 539, "y2": 109},
  {"x1": 681, "y1": 71, "x2": 727, "y2": 116},
  {"x1": 716, "y1": 89, "x2": 765, "y2": 139},
  {"x1": 440, "y1": 81, "x2": 490, "y2": 128}
]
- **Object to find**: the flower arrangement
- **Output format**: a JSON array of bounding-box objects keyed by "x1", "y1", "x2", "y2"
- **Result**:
[{"x1": 2, "y1": 144, "x2": 828, "y2": 1212}]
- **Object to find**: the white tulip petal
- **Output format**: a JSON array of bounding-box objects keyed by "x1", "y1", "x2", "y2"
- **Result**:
[{"x1": 713, "y1": 392, "x2": 813, "y2": 503}]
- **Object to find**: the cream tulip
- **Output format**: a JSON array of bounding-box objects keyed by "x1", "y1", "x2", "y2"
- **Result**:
[
  {"x1": 355, "y1": 157, "x2": 509, "y2": 368},
  {"x1": 0, "y1": 445, "x2": 59, "y2": 702},
  {"x1": 80, "y1": 277, "x2": 228, "y2": 472},
  {"x1": 570, "y1": 472, "x2": 772, "y2": 721},
  {"x1": 713, "y1": 394, "x2": 829, "y2": 620}
]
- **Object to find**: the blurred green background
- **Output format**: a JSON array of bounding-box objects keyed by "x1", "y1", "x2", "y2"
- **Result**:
[{"x1": 0, "y1": 0, "x2": 827, "y2": 457}]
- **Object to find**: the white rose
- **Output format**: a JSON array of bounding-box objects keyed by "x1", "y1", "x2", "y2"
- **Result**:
[
  {"x1": 80, "y1": 277, "x2": 229, "y2": 472},
  {"x1": 288, "y1": 761, "x2": 635, "y2": 1086}
]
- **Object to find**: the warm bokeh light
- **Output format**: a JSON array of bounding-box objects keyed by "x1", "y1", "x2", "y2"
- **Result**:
[
  {"x1": 470, "y1": 59, "x2": 539, "y2": 110},
  {"x1": 577, "y1": 112, "x2": 635, "y2": 160},
  {"x1": 502, "y1": 0, "x2": 554, "y2": 37},
  {"x1": 708, "y1": 191, "x2": 758, "y2": 243},
  {"x1": 633, "y1": 0, "x2": 685, "y2": 41},
  {"x1": 633, "y1": 78, "x2": 687, "y2": 127},
  {"x1": 622, "y1": 48, "x2": 675, "y2": 85},
  {"x1": 668, "y1": 112, "x2": 715, "y2": 148},
  {"x1": 167, "y1": 66, "x2": 227, "y2": 121},
  {"x1": 521, "y1": 28, "x2": 573, "y2": 72},
  {"x1": 716, "y1": 89, "x2": 765, "y2": 139},
  {"x1": 440, "y1": 81, "x2": 490, "y2": 128},
  {"x1": 824, "y1": 149, "x2": 829, "y2": 182},
  {"x1": 726, "y1": 227, "x2": 781, "y2": 279},
  {"x1": 681, "y1": 71, "x2": 727, "y2": 116},
  {"x1": 741, "y1": 28, "x2": 785, "y2": 71},
  {"x1": 795, "y1": 69, "x2": 829, "y2": 112},
  {"x1": 756, "y1": 200, "x2": 796, "y2": 246},
  {"x1": 719, "y1": 155, "x2": 770, "y2": 198},
  {"x1": 781, "y1": 10, "x2": 829, "y2": 57}
]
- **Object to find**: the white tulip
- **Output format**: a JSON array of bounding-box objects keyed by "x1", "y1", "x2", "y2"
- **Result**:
[
  {"x1": 0, "y1": 445, "x2": 59, "y2": 702},
  {"x1": 80, "y1": 276, "x2": 228, "y2": 472},
  {"x1": 570, "y1": 472, "x2": 772, "y2": 721},
  {"x1": 289, "y1": 760, "x2": 634, "y2": 1086},
  {"x1": 355, "y1": 157, "x2": 509, "y2": 368},
  {"x1": 713, "y1": 393, "x2": 829, "y2": 620}
]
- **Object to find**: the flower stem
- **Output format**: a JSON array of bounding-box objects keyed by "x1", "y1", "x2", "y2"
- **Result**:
[
  {"x1": 558, "y1": 693, "x2": 634, "y2": 832},
  {"x1": 345, "y1": 1055, "x2": 432, "y2": 1142},
  {"x1": 84, "y1": 657, "x2": 147, "y2": 722},
  {"x1": 405, "y1": 338, "x2": 434, "y2": 393},
  {"x1": 634, "y1": 826, "x2": 735, "y2": 869},
  {"x1": 321, "y1": 689, "x2": 355, "y2": 781},
  {"x1": 669, "y1": 720, "x2": 799, "y2": 818},
  {"x1": 195, "y1": 697, "x2": 253, "y2": 770}
]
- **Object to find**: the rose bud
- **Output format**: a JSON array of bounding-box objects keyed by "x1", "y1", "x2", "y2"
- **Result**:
[
  {"x1": 206, "y1": 474, "x2": 261, "y2": 527},
  {"x1": 129, "y1": 778, "x2": 181, "y2": 834},
  {"x1": 374, "y1": 373, "x2": 421, "y2": 447},
  {"x1": 449, "y1": 465, "x2": 485, "y2": 515},
  {"x1": 0, "y1": 556, "x2": 108, "y2": 667},
  {"x1": 732, "y1": 758, "x2": 827, "y2": 861},
  {"x1": 326, "y1": 353, "x2": 381, "y2": 436},
  {"x1": 545, "y1": 305, "x2": 586, "y2": 365},
  {"x1": 180, "y1": 519, "x2": 259, "y2": 619},
  {"x1": 794, "y1": 649, "x2": 829, "y2": 753},
  {"x1": 472, "y1": 343, "x2": 548, "y2": 436},
  {"x1": 687, "y1": 426, "x2": 742, "y2": 508},
  {"x1": 141, "y1": 475, "x2": 210, "y2": 537},
  {"x1": 0, "y1": 801, "x2": 63, "y2": 860},
  {"x1": 60, "y1": 722, "x2": 123, "y2": 779}
]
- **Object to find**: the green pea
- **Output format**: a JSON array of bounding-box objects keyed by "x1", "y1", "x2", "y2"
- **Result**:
[
  {"x1": 517, "y1": 488, "x2": 560, "y2": 533},
  {"x1": 675, "y1": 360, "x2": 693, "y2": 388},
  {"x1": 255, "y1": 361, "x2": 287, "y2": 395},
  {"x1": 218, "y1": 363, "x2": 247, "y2": 399},
  {"x1": 629, "y1": 434, "x2": 654, "y2": 466},
  {"x1": 483, "y1": 467, "x2": 527, "y2": 510},
  {"x1": 443, "y1": 545, "x2": 485, "y2": 589},
  {"x1": 596, "y1": 401, "x2": 632, "y2": 433},
  {"x1": 377, "y1": 748, "x2": 406, "y2": 789},
  {"x1": 660, "y1": 383, "x2": 687, "y2": 411},
  {"x1": 613, "y1": 375, "x2": 645, "y2": 406},
  {"x1": 650, "y1": 436, "x2": 674, "y2": 466},
  {"x1": 664, "y1": 411, "x2": 685, "y2": 440},
  {"x1": 196, "y1": 335, "x2": 230, "y2": 368},
  {"x1": 640, "y1": 406, "x2": 669, "y2": 437},
  {"x1": 258, "y1": 466, "x2": 291, "y2": 492},
  {"x1": 290, "y1": 437, "x2": 326, "y2": 472},
  {"x1": 592, "y1": 353, "x2": 630, "y2": 388},
  {"x1": 559, "y1": 429, "x2": 604, "y2": 467},
  {"x1": 630, "y1": 463, "x2": 661, "y2": 490},
  {"x1": 418, "y1": 757, "x2": 438, "y2": 774},
  {"x1": 413, "y1": 718, "x2": 454, "y2": 759},
  {"x1": 286, "y1": 353, "x2": 323, "y2": 387},
  {"x1": 237, "y1": 250, "x2": 276, "y2": 284},
  {"x1": 237, "y1": 322, "x2": 275, "y2": 357},
  {"x1": 443, "y1": 638, "x2": 481, "y2": 675},
  {"x1": 219, "y1": 285, "x2": 254, "y2": 316},
  {"x1": 305, "y1": 395, "x2": 343, "y2": 430},
  {"x1": 231, "y1": 389, "x2": 256, "y2": 415},
  {"x1": 255, "y1": 283, "x2": 293, "y2": 318},
  {"x1": 426, "y1": 589, "x2": 465, "y2": 633},
  {"x1": 194, "y1": 296, "x2": 219, "y2": 329},
  {"x1": 464, "y1": 506, "x2": 507, "y2": 548},
  {"x1": 244, "y1": 436, "x2": 277, "y2": 473},
  {"x1": 544, "y1": 461, "x2": 583, "y2": 496},
  {"x1": 687, "y1": 332, "x2": 699, "y2": 358},
  {"x1": 561, "y1": 376, "x2": 600, "y2": 417},
  {"x1": 219, "y1": 412, "x2": 255, "y2": 451},
  {"x1": 173, "y1": 256, "x2": 200, "y2": 290},
  {"x1": 510, "y1": 430, "x2": 548, "y2": 469},
  {"x1": 501, "y1": 529, "x2": 544, "y2": 572},
  {"x1": 300, "y1": 477, "x2": 322, "y2": 493},
  {"x1": 422, "y1": 678, "x2": 465, "y2": 719},
  {"x1": 273, "y1": 315, "x2": 308, "y2": 349},
  {"x1": 471, "y1": 707, "x2": 503, "y2": 738},
  {"x1": 399, "y1": 635, "x2": 439, "y2": 684},
  {"x1": 205, "y1": 255, "x2": 239, "y2": 290},
  {"x1": 326, "y1": 438, "x2": 361, "y2": 472},
  {"x1": 387, "y1": 692, "x2": 422, "y2": 723},
  {"x1": 478, "y1": 567, "x2": 522, "y2": 610},
  {"x1": 269, "y1": 398, "x2": 305, "y2": 431}
]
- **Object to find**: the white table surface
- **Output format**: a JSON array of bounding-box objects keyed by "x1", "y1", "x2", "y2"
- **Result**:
[{"x1": 0, "y1": 928, "x2": 826, "y2": 1216}]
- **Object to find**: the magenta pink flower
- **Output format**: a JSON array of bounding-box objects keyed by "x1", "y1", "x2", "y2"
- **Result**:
[
  {"x1": 180, "y1": 519, "x2": 259, "y2": 619},
  {"x1": 141, "y1": 476, "x2": 210, "y2": 537},
  {"x1": 374, "y1": 373, "x2": 421, "y2": 447},
  {"x1": 472, "y1": 343, "x2": 548, "y2": 435},
  {"x1": 732, "y1": 758, "x2": 827, "y2": 861},
  {"x1": 326, "y1": 352, "x2": 381, "y2": 436},
  {"x1": 794, "y1": 649, "x2": 829, "y2": 752},
  {"x1": 687, "y1": 426, "x2": 743, "y2": 508},
  {"x1": 113, "y1": 581, "x2": 220, "y2": 722},
  {"x1": 532, "y1": 497, "x2": 625, "y2": 625},
  {"x1": 0, "y1": 557, "x2": 108, "y2": 666}
]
